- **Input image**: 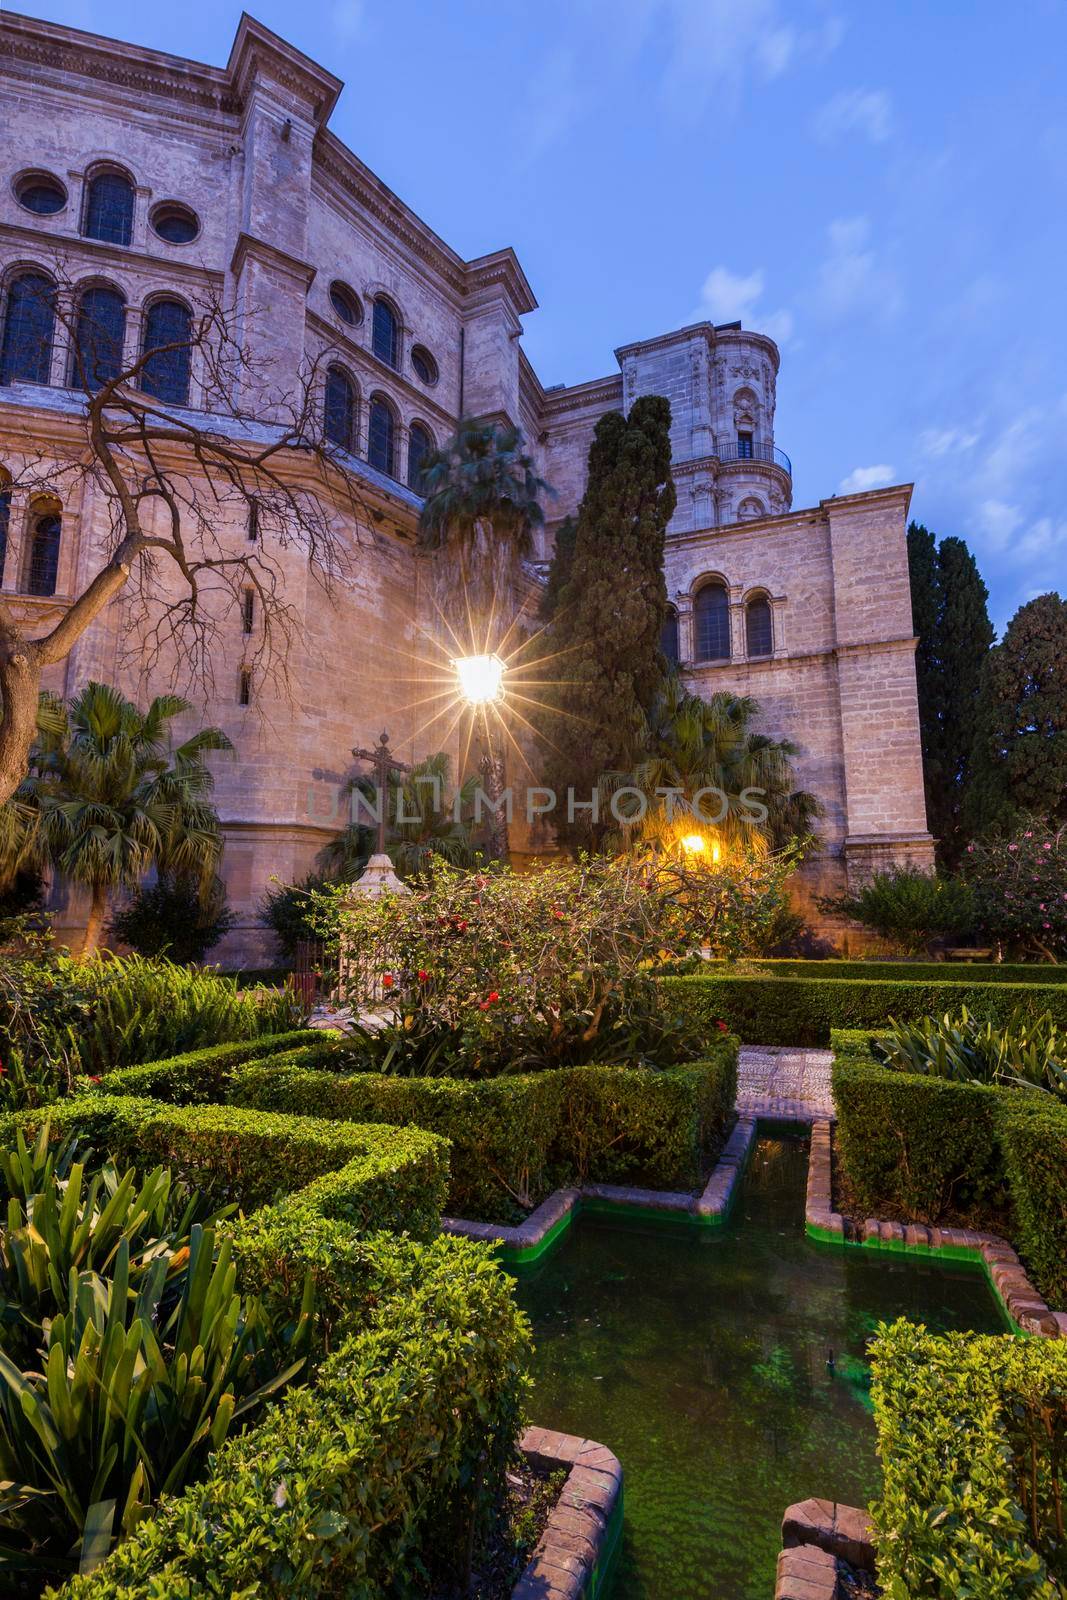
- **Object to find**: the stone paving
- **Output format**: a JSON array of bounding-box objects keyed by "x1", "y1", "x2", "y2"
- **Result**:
[{"x1": 738, "y1": 1045, "x2": 835, "y2": 1117}]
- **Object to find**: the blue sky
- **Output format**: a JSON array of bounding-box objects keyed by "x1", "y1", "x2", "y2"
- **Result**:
[{"x1": 19, "y1": 0, "x2": 1067, "y2": 630}]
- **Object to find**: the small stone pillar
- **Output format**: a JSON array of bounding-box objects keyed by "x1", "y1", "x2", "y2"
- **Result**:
[{"x1": 338, "y1": 853, "x2": 410, "y2": 1008}]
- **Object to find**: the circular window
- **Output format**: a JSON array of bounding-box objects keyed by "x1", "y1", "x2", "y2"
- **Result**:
[
  {"x1": 329, "y1": 281, "x2": 362, "y2": 327},
  {"x1": 151, "y1": 203, "x2": 199, "y2": 245},
  {"x1": 411, "y1": 344, "x2": 438, "y2": 386},
  {"x1": 15, "y1": 171, "x2": 67, "y2": 216}
]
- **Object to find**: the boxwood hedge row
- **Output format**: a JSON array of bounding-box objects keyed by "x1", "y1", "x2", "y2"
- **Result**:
[
  {"x1": 78, "y1": 1028, "x2": 344, "y2": 1102},
  {"x1": 701, "y1": 957, "x2": 1067, "y2": 984},
  {"x1": 663, "y1": 972, "x2": 1067, "y2": 1046},
  {"x1": 0, "y1": 1095, "x2": 530, "y2": 1598},
  {"x1": 229, "y1": 1046, "x2": 737, "y2": 1220},
  {"x1": 831, "y1": 1029, "x2": 1067, "y2": 1308},
  {"x1": 870, "y1": 1322, "x2": 1067, "y2": 1598}
]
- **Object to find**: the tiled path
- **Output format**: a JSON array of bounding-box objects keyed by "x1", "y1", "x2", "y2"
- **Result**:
[{"x1": 738, "y1": 1045, "x2": 835, "y2": 1119}]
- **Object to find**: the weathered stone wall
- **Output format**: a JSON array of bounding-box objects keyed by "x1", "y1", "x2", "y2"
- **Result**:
[{"x1": 0, "y1": 12, "x2": 932, "y2": 964}]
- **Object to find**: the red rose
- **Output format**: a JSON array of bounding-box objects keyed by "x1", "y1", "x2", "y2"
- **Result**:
[
  {"x1": 487, "y1": 991, "x2": 500, "y2": 1003},
  {"x1": 382, "y1": 973, "x2": 395, "y2": 988},
  {"x1": 418, "y1": 969, "x2": 429, "y2": 983},
  {"x1": 717, "y1": 1021, "x2": 728, "y2": 1033}
]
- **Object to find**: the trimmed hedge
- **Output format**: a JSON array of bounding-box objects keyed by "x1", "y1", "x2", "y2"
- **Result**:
[
  {"x1": 664, "y1": 972, "x2": 1067, "y2": 1047},
  {"x1": 998, "y1": 1095, "x2": 1067, "y2": 1312},
  {"x1": 831, "y1": 1036, "x2": 1003, "y2": 1222},
  {"x1": 702, "y1": 957, "x2": 1067, "y2": 984},
  {"x1": 52, "y1": 1230, "x2": 530, "y2": 1600},
  {"x1": 0, "y1": 1094, "x2": 448, "y2": 1242},
  {"x1": 870, "y1": 1322, "x2": 1067, "y2": 1598},
  {"x1": 227, "y1": 1044, "x2": 737, "y2": 1221},
  {"x1": 78, "y1": 1029, "x2": 345, "y2": 1102},
  {"x1": 832, "y1": 1029, "x2": 1067, "y2": 1308}
]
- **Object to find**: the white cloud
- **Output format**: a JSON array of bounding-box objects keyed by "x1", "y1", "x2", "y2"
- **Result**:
[
  {"x1": 839, "y1": 464, "x2": 895, "y2": 494},
  {"x1": 919, "y1": 426, "x2": 980, "y2": 458},
  {"x1": 696, "y1": 265, "x2": 794, "y2": 345},
  {"x1": 814, "y1": 88, "x2": 893, "y2": 144},
  {"x1": 814, "y1": 215, "x2": 901, "y2": 321},
  {"x1": 976, "y1": 498, "x2": 1024, "y2": 549}
]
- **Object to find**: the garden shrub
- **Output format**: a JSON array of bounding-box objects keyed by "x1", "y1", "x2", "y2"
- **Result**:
[
  {"x1": 52, "y1": 1233, "x2": 531, "y2": 1600},
  {"x1": 700, "y1": 958, "x2": 1067, "y2": 984},
  {"x1": 820, "y1": 866, "x2": 977, "y2": 954},
  {"x1": 0, "y1": 950, "x2": 303, "y2": 1107},
  {"x1": 229, "y1": 1039, "x2": 738, "y2": 1220},
  {"x1": 997, "y1": 1094, "x2": 1067, "y2": 1311},
  {"x1": 831, "y1": 1039, "x2": 1003, "y2": 1222},
  {"x1": 79, "y1": 1029, "x2": 341, "y2": 1102},
  {"x1": 664, "y1": 972, "x2": 1067, "y2": 1046},
  {"x1": 870, "y1": 1321, "x2": 1067, "y2": 1598},
  {"x1": 0, "y1": 1096, "x2": 449, "y2": 1242}
]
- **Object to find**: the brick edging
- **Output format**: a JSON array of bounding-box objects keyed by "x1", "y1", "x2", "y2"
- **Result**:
[
  {"x1": 443, "y1": 1115, "x2": 758, "y2": 1262},
  {"x1": 513, "y1": 1427, "x2": 623, "y2": 1599},
  {"x1": 776, "y1": 1499, "x2": 874, "y2": 1600},
  {"x1": 804, "y1": 1118, "x2": 1067, "y2": 1338}
]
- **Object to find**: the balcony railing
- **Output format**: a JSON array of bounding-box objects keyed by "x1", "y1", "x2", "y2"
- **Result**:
[{"x1": 716, "y1": 440, "x2": 791, "y2": 476}]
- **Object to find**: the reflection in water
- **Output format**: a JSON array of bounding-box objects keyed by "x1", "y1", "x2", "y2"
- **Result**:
[{"x1": 513, "y1": 1132, "x2": 1007, "y2": 1600}]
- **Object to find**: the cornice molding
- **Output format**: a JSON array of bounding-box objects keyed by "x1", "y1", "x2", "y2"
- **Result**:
[
  {"x1": 615, "y1": 321, "x2": 716, "y2": 364},
  {"x1": 540, "y1": 375, "x2": 623, "y2": 422},
  {"x1": 230, "y1": 231, "x2": 316, "y2": 289}
]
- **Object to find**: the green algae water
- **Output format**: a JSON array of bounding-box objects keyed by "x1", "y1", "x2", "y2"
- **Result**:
[{"x1": 513, "y1": 1131, "x2": 1009, "y2": 1600}]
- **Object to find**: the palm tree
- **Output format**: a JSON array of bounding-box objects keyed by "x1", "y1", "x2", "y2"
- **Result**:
[
  {"x1": 602, "y1": 675, "x2": 822, "y2": 858},
  {"x1": 4, "y1": 683, "x2": 232, "y2": 955},
  {"x1": 418, "y1": 419, "x2": 550, "y2": 860},
  {"x1": 319, "y1": 753, "x2": 479, "y2": 881}
]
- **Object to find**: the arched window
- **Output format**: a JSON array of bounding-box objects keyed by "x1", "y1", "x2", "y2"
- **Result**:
[
  {"x1": 1, "y1": 271, "x2": 55, "y2": 385},
  {"x1": 371, "y1": 297, "x2": 399, "y2": 368},
  {"x1": 407, "y1": 421, "x2": 434, "y2": 490},
  {"x1": 0, "y1": 472, "x2": 10, "y2": 586},
  {"x1": 324, "y1": 366, "x2": 357, "y2": 451},
  {"x1": 367, "y1": 396, "x2": 396, "y2": 476},
  {"x1": 71, "y1": 285, "x2": 126, "y2": 390},
  {"x1": 83, "y1": 170, "x2": 134, "y2": 246},
  {"x1": 694, "y1": 581, "x2": 731, "y2": 662},
  {"x1": 746, "y1": 595, "x2": 773, "y2": 658},
  {"x1": 26, "y1": 509, "x2": 61, "y2": 597},
  {"x1": 660, "y1": 605, "x2": 680, "y2": 667},
  {"x1": 141, "y1": 298, "x2": 192, "y2": 404}
]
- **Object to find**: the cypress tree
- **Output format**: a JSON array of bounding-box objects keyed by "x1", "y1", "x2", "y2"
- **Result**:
[
  {"x1": 541, "y1": 397, "x2": 676, "y2": 843},
  {"x1": 906, "y1": 520, "x2": 994, "y2": 863},
  {"x1": 539, "y1": 515, "x2": 576, "y2": 621},
  {"x1": 966, "y1": 592, "x2": 1067, "y2": 831}
]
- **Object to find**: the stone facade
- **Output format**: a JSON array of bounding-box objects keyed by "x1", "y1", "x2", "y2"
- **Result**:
[{"x1": 0, "y1": 13, "x2": 933, "y2": 963}]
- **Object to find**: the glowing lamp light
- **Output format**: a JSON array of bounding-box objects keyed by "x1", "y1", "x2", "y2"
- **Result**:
[
  {"x1": 454, "y1": 653, "x2": 505, "y2": 706},
  {"x1": 682, "y1": 833, "x2": 706, "y2": 854}
]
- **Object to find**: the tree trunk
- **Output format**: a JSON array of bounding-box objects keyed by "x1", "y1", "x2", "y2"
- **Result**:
[
  {"x1": 81, "y1": 882, "x2": 109, "y2": 958},
  {"x1": 0, "y1": 636, "x2": 42, "y2": 808},
  {"x1": 479, "y1": 741, "x2": 510, "y2": 862}
]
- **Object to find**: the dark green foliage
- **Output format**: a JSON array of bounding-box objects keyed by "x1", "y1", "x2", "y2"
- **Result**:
[
  {"x1": 662, "y1": 972, "x2": 1067, "y2": 1046},
  {"x1": 53, "y1": 1233, "x2": 531, "y2": 1600},
  {"x1": 820, "y1": 866, "x2": 976, "y2": 953},
  {"x1": 77, "y1": 1030, "x2": 340, "y2": 1103},
  {"x1": 997, "y1": 1096, "x2": 1067, "y2": 1310},
  {"x1": 229, "y1": 1044, "x2": 738, "y2": 1221},
  {"x1": 831, "y1": 1040, "x2": 1003, "y2": 1221},
  {"x1": 0, "y1": 1097, "x2": 449, "y2": 1244},
  {"x1": 967, "y1": 592, "x2": 1067, "y2": 832},
  {"x1": 0, "y1": 866, "x2": 43, "y2": 922},
  {"x1": 906, "y1": 522, "x2": 995, "y2": 862},
  {"x1": 873, "y1": 1007, "x2": 1066, "y2": 1099},
  {"x1": 0, "y1": 953, "x2": 302, "y2": 1109},
  {"x1": 870, "y1": 1322, "x2": 1067, "y2": 1597},
  {"x1": 108, "y1": 876, "x2": 236, "y2": 963},
  {"x1": 832, "y1": 1029, "x2": 1067, "y2": 1306},
  {"x1": 541, "y1": 397, "x2": 676, "y2": 844},
  {"x1": 965, "y1": 821, "x2": 1067, "y2": 961},
  {"x1": 257, "y1": 872, "x2": 332, "y2": 963},
  {"x1": 538, "y1": 514, "x2": 576, "y2": 621},
  {"x1": 700, "y1": 957, "x2": 1067, "y2": 983}
]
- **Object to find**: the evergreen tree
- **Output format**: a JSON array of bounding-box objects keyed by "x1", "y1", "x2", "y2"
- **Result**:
[
  {"x1": 539, "y1": 515, "x2": 576, "y2": 621},
  {"x1": 906, "y1": 521, "x2": 994, "y2": 863},
  {"x1": 541, "y1": 397, "x2": 675, "y2": 844},
  {"x1": 966, "y1": 592, "x2": 1067, "y2": 831}
]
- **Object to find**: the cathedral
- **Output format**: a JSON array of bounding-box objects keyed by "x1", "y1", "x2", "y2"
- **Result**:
[{"x1": 0, "y1": 11, "x2": 933, "y2": 962}]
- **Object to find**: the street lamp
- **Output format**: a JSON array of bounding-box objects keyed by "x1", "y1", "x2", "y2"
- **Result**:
[
  {"x1": 453, "y1": 652, "x2": 506, "y2": 706},
  {"x1": 681, "y1": 832, "x2": 721, "y2": 862}
]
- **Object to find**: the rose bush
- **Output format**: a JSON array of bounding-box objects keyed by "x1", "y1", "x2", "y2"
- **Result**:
[
  {"x1": 314, "y1": 849, "x2": 798, "y2": 1075},
  {"x1": 965, "y1": 820, "x2": 1066, "y2": 962}
]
